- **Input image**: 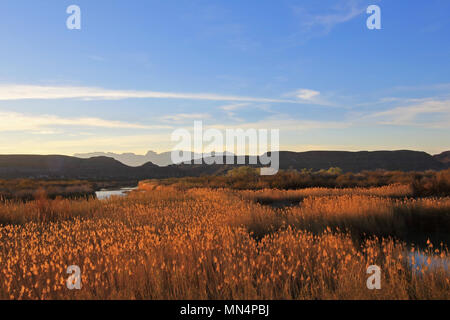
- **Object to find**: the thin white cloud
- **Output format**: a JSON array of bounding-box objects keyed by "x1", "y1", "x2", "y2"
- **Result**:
[
  {"x1": 293, "y1": 0, "x2": 368, "y2": 35},
  {"x1": 160, "y1": 113, "x2": 211, "y2": 123},
  {"x1": 295, "y1": 89, "x2": 321, "y2": 100},
  {"x1": 355, "y1": 97, "x2": 432, "y2": 107},
  {"x1": 218, "y1": 103, "x2": 251, "y2": 121},
  {"x1": 206, "y1": 117, "x2": 350, "y2": 131},
  {"x1": 0, "y1": 110, "x2": 169, "y2": 132},
  {"x1": 219, "y1": 103, "x2": 251, "y2": 111},
  {"x1": 31, "y1": 130, "x2": 62, "y2": 135},
  {"x1": 364, "y1": 99, "x2": 450, "y2": 128},
  {"x1": 218, "y1": 103, "x2": 275, "y2": 122},
  {"x1": 283, "y1": 88, "x2": 335, "y2": 106},
  {"x1": 0, "y1": 84, "x2": 296, "y2": 103}
]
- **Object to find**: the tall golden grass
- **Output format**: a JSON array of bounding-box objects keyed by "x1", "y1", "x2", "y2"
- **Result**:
[
  {"x1": 0, "y1": 186, "x2": 448, "y2": 300},
  {"x1": 239, "y1": 184, "x2": 413, "y2": 204},
  {"x1": 146, "y1": 168, "x2": 450, "y2": 195}
]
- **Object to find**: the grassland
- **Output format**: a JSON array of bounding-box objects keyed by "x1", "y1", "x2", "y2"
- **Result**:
[
  {"x1": 0, "y1": 182, "x2": 448, "y2": 300},
  {"x1": 151, "y1": 167, "x2": 450, "y2": 198}
]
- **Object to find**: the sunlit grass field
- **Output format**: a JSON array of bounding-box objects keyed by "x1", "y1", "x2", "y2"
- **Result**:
[{"x1": 0, "y1": 184, "x2": 449, "y2": 299}]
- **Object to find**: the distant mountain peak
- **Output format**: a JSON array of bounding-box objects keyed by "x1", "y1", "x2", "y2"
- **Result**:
[
  {"x1": 74, "y1": 150, "x2": 235, "y2": 167},
  {"x1": 74, "y1": 151, "x2": 174, "y2": 167}
]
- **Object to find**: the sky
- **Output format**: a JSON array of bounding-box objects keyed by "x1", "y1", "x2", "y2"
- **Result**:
[{"x1": 0, "y1": 0, "x2": 449, "y2": 155}]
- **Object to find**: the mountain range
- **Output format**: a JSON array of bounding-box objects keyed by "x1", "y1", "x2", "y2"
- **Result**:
[
  {"x1": 0, "y1": 150, "x2": 448, "y2": 180},
  {"x1": 74, "y1": 151, "x2": 234, "y2": 167}
]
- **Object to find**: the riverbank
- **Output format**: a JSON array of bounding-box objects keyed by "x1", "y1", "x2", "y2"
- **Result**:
[{"x1": 0, "y1": 179, "x2": 137, "y2": 201}]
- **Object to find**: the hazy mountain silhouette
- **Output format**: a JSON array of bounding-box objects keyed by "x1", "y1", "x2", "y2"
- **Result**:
[
  {"x1": 0, "y1": 150, "x2": 448, "y2": 180},
  {"x1": 74, "y1": 151, "x2": 181, "y2": 167},
  {"x1": 74, "y1": 151, "x2": 234, "y2": 167}
]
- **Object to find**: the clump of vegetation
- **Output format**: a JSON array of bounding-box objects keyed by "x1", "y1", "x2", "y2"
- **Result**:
[
  {"x1": 412, "y1": 169, "x2": 450, "y2": 197},
  {"x1": 0, "y1": 179, "x2": 139, "y2": 201},
  {"x1": 0, "y1": 179, "x2": 95, "y2": 200}
]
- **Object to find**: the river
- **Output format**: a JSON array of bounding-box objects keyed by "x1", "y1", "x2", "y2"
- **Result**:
[{"x1": 95, "y1": 187, "x2": 137, "y2": 200}]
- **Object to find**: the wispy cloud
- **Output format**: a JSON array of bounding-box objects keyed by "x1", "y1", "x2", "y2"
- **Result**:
[
  {"x1": 218, "y1": 103, "x2": 276, "y2": 122},
  {"x1": 295, "y1": 89, "x2": 321, "y2": 101},
  {"x1": 0, "y1": 110, "x2": 169, "y2": 132},
  {"x1": 0, "y1": 84, "x2": 297, "y2": 103},
  {"x1": 353, "y1": 82, "x2": 450, "y2": 108},
  {"x1": 283, "y1": 88, "x2": 335, "y2": 106},
  {"x1": 207, "y1": 116, "x2": 350, "y2": 131},
  {"x1": 292, "y1": 0, "x2": 369, "y2": 38},
  {"x1": 364, "y1": 99, "x2": 450, "y2": 128},
  {"x1": 160, "y1": 113, "x2": 211, "y2": 123},
  {"x1": 218, "y1": 103, "x2": 251, "y2": 121},
  {"x1": 219, "y1": 103, "x2": 251, "y2": 111}
]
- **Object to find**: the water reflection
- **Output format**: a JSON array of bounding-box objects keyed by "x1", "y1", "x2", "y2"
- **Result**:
[
  {"x1": 95, "y1": 187, "x2": 137, "y2": 200},
  {"x1": 407, "y1": 251, "x2": 449, "y2": 273}
]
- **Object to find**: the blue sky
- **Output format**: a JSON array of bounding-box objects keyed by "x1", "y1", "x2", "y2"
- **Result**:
[{"x1": 0, "y1": 0, "x2": 449, "y2": 155}]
